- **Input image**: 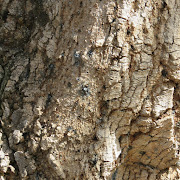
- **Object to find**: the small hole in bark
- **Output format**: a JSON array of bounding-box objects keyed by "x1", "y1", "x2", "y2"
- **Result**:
[
  {"x1": 23, "y1": 132, "x2": 29, "y2": 140},
  {"x1": 93, "y1": 135, "x2": 98, "y2": 141},
  {"x1": 162, "y1": 1, "x2": 167, "y2": 9},
  {"x1": 127, "y1": 29, "x2": 131, "y2": 35},
  {"x1": 102, "y1": 85, "x2": 106, "y2": 90},
  {"x1": 114, "y1": 6, "x2": 117, "y2": 10},
  {"x1": 80, "y1": 1, "x2": 83, "y2": 7},
  {"x1": 2, "y1": 10, "x2": 9, "y2": 21},
  {"x1": 139, "y1": 151, "x2": 146, "y2": 155},
  {"x1": 90, "y1": 154, "x2": 98, "y2": 166},
  {"x1": 67, "y1": 82, "x2": 72, "y2": 88},
  {"x1": 128, "y1": 146, "x2": 132, "y2": 151},
  {"x1": 131, "y1": 45, "x2": 135, "y2": 50},
  {"x1": 161, "y1": 69, "x2": 168, "y2": 77},
  {"x1": 87, "y1": 49, "x2": 93, "y2": 57}
]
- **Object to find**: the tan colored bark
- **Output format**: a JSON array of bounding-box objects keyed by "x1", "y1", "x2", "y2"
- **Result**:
[{"x1": 0, "y1": 0, "x2": 180, "y2": 179}]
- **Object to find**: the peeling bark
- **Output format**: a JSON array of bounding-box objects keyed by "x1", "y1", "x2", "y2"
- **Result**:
[{"x1": 0, "y1": 0, "x2": 180, "y2": 179}]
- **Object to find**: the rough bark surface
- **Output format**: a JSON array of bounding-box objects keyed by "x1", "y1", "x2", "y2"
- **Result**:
[{"x1": 0, "y1": 0, "x2": 180, "y2": 179}]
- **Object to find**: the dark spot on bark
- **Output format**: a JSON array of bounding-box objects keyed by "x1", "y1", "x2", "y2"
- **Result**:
[
  {"x1": 139, "y1": 151, "x2": 146, "y2": 155},
  {"x1": 67, "y1": 126, "x2": 72, "y2": 132},
  {"x1": 31, "y1": 0, "x2": 49, "y2": 27},
  {"x1": 97, "y1": 117, "x2": 104, "y2": 124},
  {"x1": 92, "y1": 159, "x2": 97, "y2": 165},
  {"x1": 45, "y1": 93, "x2": 52, "y2": 108},
  {"x1": 23, "y1": 132, "x2": 29, "y2": 140},
  {"x1": 46, "y1": 63, "x2": 55, "y2": 77},
  {"x1": 127, "y1": 29, "x2": 131, "y2": 35},
  {"x1": 112, "y1": 18, "x2": 116, "y2": 23},
  {"x1": 87, "y1": 49, "x2": 94, "y2": 57},
  {"x1": 161, "y1": 69, "x2": 168, "y2": 77},
  {"x1": 26, "y1": 11, "x2": 35, "y2": 30},
  {"x1": 79, "y1": 85, "x2": 90, "y2": 96},
  {"x1": 143, "y1": 27, "x2": 148, "y2": 34},
  {"x1": 49, "y1": 63, "x2": 54, "y2": 69},
  {"x1": 131, "y1": 45, "x2": 135, "y2": 51},
  {"x1": 67, "y1": 82, "x2": 72, "y2": 88},
  {"x1": 25, "y1": 63, "x2": 30, "y2": 79},
  {"x1": 0, "y1": 109, "x2": 2, "y2": 117},
  {"x1": 73, "y1": 129, "x2": 77, "y2": 134},
  {"x1": 2, "y1": 10, "x2": 9, "y2": 22},
  {"x1": 59, "y1": 23, "x2": 64, "y2": 31},
  {"x1": 80, "y1": 1, "x2": 83, "y2": 7},
  {"x1": 162, "y1": 1, "x2": 167, "y2": 9},
  {"x1": 102, "y1": 85, "x2": 106, "y2": 90},
  {"x1": 114, "y1": 6, "x2": 118, "y2": 10},
  {"x1": 74, "y1": 51, "x2": 83, "y2": 66},
  {"x1": 89, "y1": 154, "x2": 98, "y2": 166},
  {"x1": 93, "y1": 135, "x2": 98, "y2": 141},
  {"x1": 37, "y1": 11, "x2": 49, "y2": 26},
  {"x1": 145, "y1": 95, "x2": 150, "y2": 100},
  {"x1": 71, "y1": 14, "x2": 74, "y2": 19},
  {"x1": 128, "y1": 146, "x2": 132, "y2": 151},
  {"x1": 100, "y1": 100, "x2": 109, "y2": 116}
]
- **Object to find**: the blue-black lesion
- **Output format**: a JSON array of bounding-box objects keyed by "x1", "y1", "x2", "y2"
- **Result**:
[
  {"x1": 73, "y1": 51, "x2": 83, "y2": 66},
  {"x1": 78, "y1": 85, "x2": 91, "y2": 97}
]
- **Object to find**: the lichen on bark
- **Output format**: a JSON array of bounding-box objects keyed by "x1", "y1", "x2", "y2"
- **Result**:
[{"x1": 0, "y1": 0, "x2": 180, "y2": 179}]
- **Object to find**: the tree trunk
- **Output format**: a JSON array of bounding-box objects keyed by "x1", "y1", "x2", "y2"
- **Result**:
[{"x1": 0, "y1": 0, "x2": 180, "y2": 179}]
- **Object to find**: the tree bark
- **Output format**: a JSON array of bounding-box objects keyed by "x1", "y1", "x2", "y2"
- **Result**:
[{"x1": 0, "y1": 0, "x2": 180, "y2": 179}]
